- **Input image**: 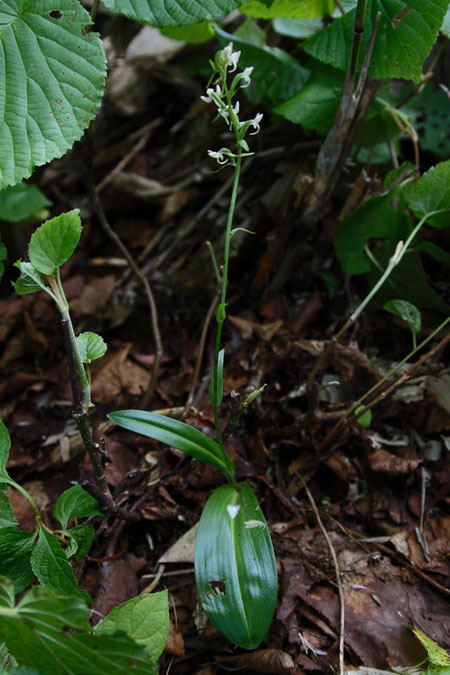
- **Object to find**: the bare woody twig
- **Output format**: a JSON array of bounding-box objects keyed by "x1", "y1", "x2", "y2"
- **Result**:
[
  {"x1": 297, "y1": 473, "x2": 345, "y2": 675},
  {"x1": 86, "y1": 128, "x2": 163, "y2": 409}
]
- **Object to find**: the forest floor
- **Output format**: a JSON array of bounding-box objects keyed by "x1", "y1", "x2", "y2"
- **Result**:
[{"x1": 1, "y1": 20, "x2": 449, "y2": 675}]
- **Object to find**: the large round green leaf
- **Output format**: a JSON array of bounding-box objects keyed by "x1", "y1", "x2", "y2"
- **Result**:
[
  {"x1": 101, "y1": 0, "x2": 244, "y2": 27},
  {"x1": 195, "y1": 483, "x2": 277, "y2": 649},
  {"x1": 0, "y1": 0, "x2": 106, "y2": 189}
]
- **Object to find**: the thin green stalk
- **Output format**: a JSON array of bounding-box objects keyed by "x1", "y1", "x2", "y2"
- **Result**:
[
  {"x1": 5, "y1": 478, "x2": 41, "y2": 522},
  {"x1": 211, "y1": 152, "x2": 242, "y2": 489},
  {"x1": 349, "y1": 0, "x2": 368, "y2": 78}
]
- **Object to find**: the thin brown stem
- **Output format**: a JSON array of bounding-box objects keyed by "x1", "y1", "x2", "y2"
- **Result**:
[
  {"x1": 297, "y1": 473, "x2": 345, "y2": 675},
  {"x1": 86, "y1": 127, "x2": 163, "y2": 409}
]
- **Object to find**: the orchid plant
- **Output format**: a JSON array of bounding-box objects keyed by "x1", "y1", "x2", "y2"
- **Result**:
[{"x1": 109, "y1": 44, "x2": 278, "y2": 650}]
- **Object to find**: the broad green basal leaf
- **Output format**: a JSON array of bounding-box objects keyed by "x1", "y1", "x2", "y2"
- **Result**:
[
  {"x1": 303, "y1": 0, "x2": 449, "y2": 82},
  {"x1": 383, "y1": 299, "x2": 421, "y2": 335},
  {"x1": 408, "y1": 161, "x2": 450, "y2": 228},
  {"x1": 101, "y1": 0, "x2": 244, "y2": 26},
  {"x1": 28, "y1": 209, "x2": 81, "y2": 274},
  {"x1": 0, "y1": 0, "x2": 106, "y2": 190},
  {"x1": 108, "y1": 409, "x2": 235, "y2": 477},
  {"x1": 95, "y1": 591, "x2": 169, "y2": 660},
  {"x1": 195, "y1": 483, "x2": 277, "y2": 649}
]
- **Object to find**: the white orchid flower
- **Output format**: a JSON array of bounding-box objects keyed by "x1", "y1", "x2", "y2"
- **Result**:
[
  {"x1": 249, "y1": 112, "x2": 263, "y2": 135},
  {"x1": 239, "y1": 67, "x2": 254, "y2": 88},
  {"x1": 207, "y1": 149, "x2": 229, "y2": 165}
]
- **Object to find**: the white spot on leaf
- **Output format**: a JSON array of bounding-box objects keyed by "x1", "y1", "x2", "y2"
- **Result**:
[{"x1": 227, "y1": 505, "x2": 240, "y2": 519}]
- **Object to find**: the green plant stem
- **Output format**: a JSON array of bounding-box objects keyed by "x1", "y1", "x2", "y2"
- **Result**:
[
  {"x1": 5, "y1": 478, "x2": 41, "y2": 522},
  {"x1": 307, "y1": 210, "x2": 443, "y2": 404},
  {"x1": 349, "y1": 0, "x2": 368, "y2": 78},
  {"x1": 211, "y1": 153, "x2": 242, "y2": 489}
]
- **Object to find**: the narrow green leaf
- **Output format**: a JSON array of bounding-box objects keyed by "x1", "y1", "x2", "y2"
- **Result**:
[
  {"x1": 273, "y1": 17, "x2": 324, "y2": 38},
  {"x1": 54, "y1": 484, "x2": 104, "y2": 530},
  {"x1": 195, "y1": 483, "x2": 277, "y2": 649},
  {"x1": 215, "y1": 26, "x2": 309, "y2": 101},
  {"x1": 0, "y1": 528, "x2": 35, "y2": 593},
  {"x1": 102, "y1": 0, "x2": 243, "y2": 26},
  {"x1": 303, "y1": 0, "x2": 449, "y2": 82},
  {"x1": 108, "y1": 410, "x2": 235, "y2": 477},
  {"x1": 383, "y1": 299, "x2": 422, "y2": 335},
  {"x1": 0, "y1": 584, "x2": 156, "y2": 675},
  {"x1": 76, "y1": 332, "x2": 107, "y2": 364},
  {"x1": 0, "y1": 0, "x2": 106, "y2": 190},
  {"x1": 13, "y1": 262, "x2": 47, "y2": 296},
  {"x1": 28, "y1": 209, "x2": 82, "y2": 275},
  {"x1": 209, "y1": 349, "x2": 225, "y2": 407},
  {"x1": 95, "y1": 590, "x2": 169, "y2": 660},
  {"x1": 0, "y1": 421, "x2": 11, "y2": 479},
  {"x1": 0, "y1": 576, "x2": 16, "y2": 609},
  {"x1": 63, "y1": 524, "x2": 94, "y2": 560},
  {"x1": 0, "y1": 484, "x2": 17, "y2": 528},
  {"x1": 354, "y1": 405, "x2": 372, "y2": 428},
  {"x1": 0, "y1": 184, "x2": 52, "y2": 223},
  {"x1": 31, "y1": 526, "x2": 90, "y2": 603},
  {"x1": 240, "y1": 0, "x2": 334, "y2": 19},
  {"x1": 408, "y1": 161, "x2": 450, "y2": 228}
]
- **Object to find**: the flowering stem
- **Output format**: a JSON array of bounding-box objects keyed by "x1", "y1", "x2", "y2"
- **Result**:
[{"x1": 212, "y1": 150, "x2": 242, "y2": 488}]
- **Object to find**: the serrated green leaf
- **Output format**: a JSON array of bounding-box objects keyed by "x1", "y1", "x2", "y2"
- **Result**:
[
  {"x1": 0, "y1": 484, "x2": 17, "y2": 528},
  {"x1": 63, "y1": 524, "x2": 94, "y2": 560},
  {"x1": 405, "y1": 85, "x2": 450, "y2": 159},
  {"x1": 108, "y1": 409, "x2": 235, "y2": 478},
  {"x1": 195, "y1": 483, "x2": 277, "y2": 649},
  {"x1": 209, "y1": 349, "x2": 225, "y2": 407},
  {"x1": 354, "y1": 405, "x2": 372, "y2": 428},
  {"x1": 76, "y1": 332, "x2": 107, "y2": 364},
  {"x1": 412, "y1": 626, "x2": 450, "y2": 667},
  {"x1": 240, "y1": 0, "x2": 334, "y2": 19},
  {"x1": 383, "y1": 299, "x2": 422, "y2": 335},
  {"x1": 215, "y1": 26, "x2": 309, "y2": 101},
  {"x1": 0, "y1": 576, "x2": 16, "y2": 608},
  {"x1": 274, "y1": 61, "x2": 343, "y2": 133},
  {"x1": 0, "y1": 184, "x2": 52, "y2": 223},
  {"x1": 0, "y1": 528, "x2": 35, "y2": 593},
  {"x1": 0, "y1": 421, "x2": 11, "y2": 479},
  {"x1": 303, "y1": 0, "x2": 449, "y2": 82},
  {"x1": 54, "y1": 485, "x2": 104, "y2": 530},
  {"x1": 95, "y1": 590, "x2": 169, "y2": 660},
  {"x1": 161, "y1": 19, "x2": 214, "y2": 43},
  {"x1": 28, "y1": 209, "x2": 82, "y2": 275},
  {"x1": 334, "y1": 190, "x2": 412, "y2": 275},
  {"x1": 31, "y1": 526, "x2": 90, "y2": 603},
  {"x1": 0, "y1": 584, "x2": 156, "y2": 675},
  {"x1": 408, "y1": 161, "x2": 450, "y2": 228},
  {"x1": 13, "y1": 262, "x2": 47, "y2": 296},
  {"x1": 0, "y1": 0, "x2": 106, "y2": 190},
  {"x1": 102, "y1": 0, "x2": 243, "y2": 26}
]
